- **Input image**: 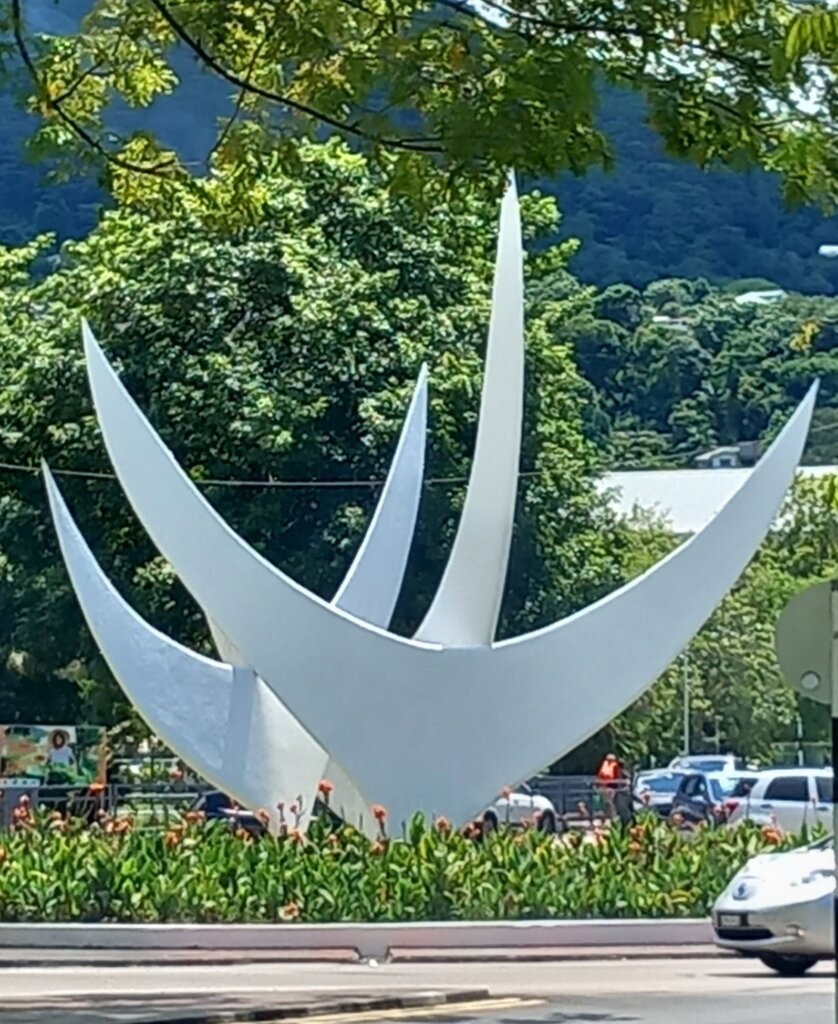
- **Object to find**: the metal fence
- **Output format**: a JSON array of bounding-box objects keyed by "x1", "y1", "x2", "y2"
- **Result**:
[{"x1": 0, "y1": 780, "x2": 207, "y2": 830}]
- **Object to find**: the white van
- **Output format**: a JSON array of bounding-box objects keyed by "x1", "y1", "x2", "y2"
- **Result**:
[{"x1": 726, "y1": 768, "x2": 832, "y2": 833}]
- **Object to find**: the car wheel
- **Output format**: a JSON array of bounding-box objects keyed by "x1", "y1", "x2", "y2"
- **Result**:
[
  {"x1": 483, "y1": 810, "x2": 499, "y2": 832},
  {"x1": 539, "y1": 811, "x2": 556, "y2": 834},
  {"x1": 758, "y1": 952, "x2": 819, "y2": 976}
]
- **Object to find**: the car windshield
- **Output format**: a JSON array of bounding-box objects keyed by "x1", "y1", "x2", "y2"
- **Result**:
[{"x1": 637, "y1": 774, "x2": 683, "y2": 792}]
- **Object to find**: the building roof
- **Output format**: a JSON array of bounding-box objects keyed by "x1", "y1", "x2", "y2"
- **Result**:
[
  {"x1": 598, "y1": 466, "x2": 838, "y2": 534},
  {"x1": 733, "y1": 289, "x2": 787, "y2": 305}
]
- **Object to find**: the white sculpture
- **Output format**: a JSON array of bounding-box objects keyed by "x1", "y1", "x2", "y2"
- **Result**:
[
  {"x1": 46, "y1": 181, "x2": 818, "y2": 829},
  {"x1": 46, "y1": 365, "x2": 428, "y2": 834}
]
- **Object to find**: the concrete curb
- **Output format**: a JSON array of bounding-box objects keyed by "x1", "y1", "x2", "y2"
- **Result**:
[
  {"x1": 129, "y1": 990, "x2": 491, "y2": 1024},
  {"x1": 0, "y1": 945, "x2": 729, "y2": 968},
  {"x1": 0, "y1": 919, "x2": 714, "y2": 960}
]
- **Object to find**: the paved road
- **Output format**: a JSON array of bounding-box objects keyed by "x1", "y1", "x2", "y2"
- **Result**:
[{"x1": 0, "y1": 956, "x2": 831, "y2": 1023}]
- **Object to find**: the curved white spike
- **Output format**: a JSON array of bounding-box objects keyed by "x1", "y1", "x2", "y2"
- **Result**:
[
  {"x1": 415, "y1": 179, "x2": 523, "y2": 645},
  {"x1": 60, "y1": 343, "x2": 427, "y2": 834},
  {"x1": 42, "y1": 465, "x2": 323, "y2": 835},
  {"x1": 82, "y1": 316, "x2": 817, "y2": 827},
  {"x1": 333, "y1": 364, "x2": 427, "y2": 624}
]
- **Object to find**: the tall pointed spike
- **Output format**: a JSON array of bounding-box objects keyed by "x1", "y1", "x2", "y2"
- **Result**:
[{"x1": 415, "y1": 181, "x2": 524, "y2": 646}]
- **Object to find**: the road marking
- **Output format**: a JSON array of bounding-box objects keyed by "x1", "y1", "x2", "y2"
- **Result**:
[{"x1": 276, "y1": 997, "x2": 544, "y2": 1024}]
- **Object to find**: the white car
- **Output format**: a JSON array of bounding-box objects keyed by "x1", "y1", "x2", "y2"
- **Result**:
[
  {"x1": 713, "y1": 836, "x2": 834, "y2": 975},
  {"x1": 483, "y1": 783, "x2": 559, "y2": 833},
  {"x1": 633, "y1": 769, "x2": 685, "y2": 817},
  {"x1": 668, "y1": 753, "x2": 741, "y2": 775},
  {"x1": 726, "y1": 767, "x2": 833, "y2": 834}
]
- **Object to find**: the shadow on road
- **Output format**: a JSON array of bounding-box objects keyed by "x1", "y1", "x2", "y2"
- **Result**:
[{"x1": 0, "y1": 991, "x2": 342, "y2": 1024}]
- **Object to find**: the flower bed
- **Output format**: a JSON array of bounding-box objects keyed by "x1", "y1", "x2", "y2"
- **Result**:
[{"x1": 0, "y1": 805, "x2": 809, "y2": 923}]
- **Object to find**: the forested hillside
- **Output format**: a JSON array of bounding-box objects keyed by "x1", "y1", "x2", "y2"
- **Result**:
[
  {"x1": 552, "y1": 276, "x2": 838, "y2": 467},
  {"x1": 554, "y1": 89, "x2": 838, "y2": 294},
  {"x1": 4, "y1": 6, "x2": 838, "y2": 292}
]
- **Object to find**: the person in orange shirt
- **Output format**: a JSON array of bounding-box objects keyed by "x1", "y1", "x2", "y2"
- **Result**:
[{"x1": 595, "y1": 753, "x2": 624, "y2": 819}]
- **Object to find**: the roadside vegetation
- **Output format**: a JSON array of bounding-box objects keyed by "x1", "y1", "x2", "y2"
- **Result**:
[{"x1": 0, "y1": 799, "x2": 811, "y2": 923}]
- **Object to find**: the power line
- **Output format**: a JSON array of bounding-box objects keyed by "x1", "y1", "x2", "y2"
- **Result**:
[{"x1": 0, "y1": 459, "x2": 545, "y2": 489}]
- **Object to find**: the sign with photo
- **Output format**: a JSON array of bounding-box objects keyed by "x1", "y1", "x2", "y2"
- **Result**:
[{"x1": 0, "y1": 724, "x2": 106, "y2": 785}]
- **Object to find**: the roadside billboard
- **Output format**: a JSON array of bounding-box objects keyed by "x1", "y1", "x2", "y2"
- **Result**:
[{"x1": 0, "y1": 724, "x2": 106, "y2": 785}]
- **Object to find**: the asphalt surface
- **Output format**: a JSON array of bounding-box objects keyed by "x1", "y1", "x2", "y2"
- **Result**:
[{"x1": 0, "y1": 956, "x2": 832, "y2": 1024}]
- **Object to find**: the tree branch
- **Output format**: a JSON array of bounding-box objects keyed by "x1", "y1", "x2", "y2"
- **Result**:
[
  {"x1": 149, "y1": 0, "x2": 443, "y2": 153},
  {"x1": 206, "y1": 35, "x2": 266, "y2": 168},
  {"x1": 11, "y1": 0, "x2": 177, "y2": 178}
]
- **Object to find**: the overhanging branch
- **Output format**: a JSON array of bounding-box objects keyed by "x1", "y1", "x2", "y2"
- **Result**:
[
  {"x1": 149, "y1": 0, "x2": 443, "y2": 154},
  {"x1": 11, "y1": 0, "x2": 178, "y2": 178}
]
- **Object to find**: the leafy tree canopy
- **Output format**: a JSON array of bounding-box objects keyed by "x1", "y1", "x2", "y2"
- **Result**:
[
  {"x1": 0, "y1": 139, "x2": 631, "y2": 724},
  {"x1": 538, "y1": 274, "x2": 838, "y2": 467},
  {"x1": 4, "y1": 0, "x2": 838, "y2": 221}
]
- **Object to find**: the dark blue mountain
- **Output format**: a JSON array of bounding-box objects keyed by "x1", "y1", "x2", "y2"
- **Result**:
[{"x1": 4, "y1": 5, "x2": 838, "y2": 293}]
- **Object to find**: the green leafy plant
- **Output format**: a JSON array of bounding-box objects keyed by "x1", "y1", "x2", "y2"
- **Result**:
[{"x1": 0, "y1": 804, "x2": 809, "y2": 924}]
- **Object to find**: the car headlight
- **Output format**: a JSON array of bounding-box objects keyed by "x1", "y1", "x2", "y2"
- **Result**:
[{"x1": 731, "y1": 879, "x2": 757, "y2": 900}]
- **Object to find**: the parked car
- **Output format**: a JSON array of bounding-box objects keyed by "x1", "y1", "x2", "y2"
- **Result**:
[
  {"x1": 668, "y1": 753, "x2": 743, "y2": 775},
  {"x1": 726, "y1": 768, "x2": 833, "y2": 834},
  {"x1": 669, "y1": 771, "x2": 760, "y2": 827},
  {"x1": 483, "y1": 783, "x2": 559, "y2": 833},
  {"x1": 633, "y1": 770, "x2": 685, "y2": 818},
  {"x1": 713, "y1": 835, "x2": 834, "y2": 975}
]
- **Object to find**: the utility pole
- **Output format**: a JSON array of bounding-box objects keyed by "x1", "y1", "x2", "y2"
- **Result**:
[{"x1": 682, "y1": 653, "x2": 690, "y2": 757}]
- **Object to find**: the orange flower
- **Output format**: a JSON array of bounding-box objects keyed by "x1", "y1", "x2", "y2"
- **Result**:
[
  {"x1": 256, "y1": 808, "x2": 271, "y2": 826},
  {"x1": 318, "y1": 779, "x2": 335, "y2": 797},
  {"x1": 234, "y1": 826, "x2": 253, "y2": 842},
  {"x1": 169, "y1": 766, "x2": 184, "y2": 781},
  {"x1": 500, "y1": 785, "x2": 512, "y2": 799},
  {"x1": 761, "y1": 824, "x2": 783, "y2": 845},
  {"x1": 628, "y1": 841, "x2": 643, "y2": 857},
  {"x1": 0, "y1": 847, "x2": 7, "y2": 864},
  {"x1": 372, "y1": 804, "x2": 387, "y2": 823},
  {"x1": 434, "y1": 816, "x2": 452, "y2": 834},
  {"x1": 164, "y1": 830, "x2": 181, "y2": 848},
  {"x1": 290, "y1": 828, "x2": 306, "y2": 845},
  {"x1": 18, "y1": 795, "x2": 30, "y2": 808},
  {"x1": 327, "y1": 833, "x2": 339, "y2": 847},
  {"x1": 184, "y1": 810, "x2": 205, "y2": 825},
  {"x1": 371, "y1": 840, "x2": 386, "y2": 855},
  {"x1": 281, "y1": 901, "x2": 301, "y2": 920}
]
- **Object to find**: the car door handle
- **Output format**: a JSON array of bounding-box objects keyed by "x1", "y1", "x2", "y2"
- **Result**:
[{"x1": 759, "y1": 803, "x2": 772, "y2": 810}]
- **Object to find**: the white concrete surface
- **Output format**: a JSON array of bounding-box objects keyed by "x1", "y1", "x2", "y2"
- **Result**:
[{"x1": 0, "y1": 919, "x2": 713, "y2": 959}]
